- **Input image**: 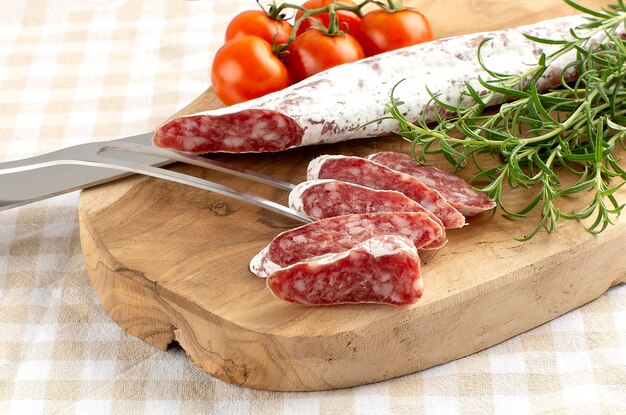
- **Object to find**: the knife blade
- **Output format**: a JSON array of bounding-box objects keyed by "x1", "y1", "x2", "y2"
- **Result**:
[{"x1": 0, "y1": 132, "x2": 171, "y2": 212}]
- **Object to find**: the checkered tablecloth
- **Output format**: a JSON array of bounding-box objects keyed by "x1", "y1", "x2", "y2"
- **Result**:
[{"x1": 0, "y1": 0, "x2": 624, "y2": 413}]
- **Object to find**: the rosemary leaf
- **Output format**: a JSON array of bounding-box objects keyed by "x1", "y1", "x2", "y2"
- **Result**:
[{"x1": 385, "y1": 0, "x2": 626, "y2": 239}]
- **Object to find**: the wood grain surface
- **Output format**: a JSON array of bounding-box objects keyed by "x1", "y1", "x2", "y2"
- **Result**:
[{"x1": 78, "y1": 0, "x2": 625, "y2": 391}]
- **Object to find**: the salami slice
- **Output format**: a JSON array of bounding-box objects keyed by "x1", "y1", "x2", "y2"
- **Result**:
[
  {"x1": 249, "y1": 212, "x2": 442, "y2": 278},
  {"x1": 307, "y1": 155, "x2": 465, "y2": 229},
  {"x1": 266, "y1": 235, "x2": 423, "y2": 306},
  {"x1": 154, "y1": 15, "x2": 590, "y2": 153},
  {"x1": 289, "y1": 179, "x2": 447, "y2": 249},
  {"x1": 367, "y1": 152, "x2": 496, "y2": 217}
]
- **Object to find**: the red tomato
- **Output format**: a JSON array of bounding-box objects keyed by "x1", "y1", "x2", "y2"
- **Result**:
[
  {"x1": 285, "y1": 29, "x2": 364, "y2": 83},
  {"x1": 225, "y1": 10, "x2": 292, "y2": 46},
  {"x1": 211, "y1": 36, "x2": 291, "y2": 106},
  {"x1": 295, "y1": 0, "x2": 361, "y2": 36},
  {"x1": 357, "y1": 9, "x2": 434, "y2": 56}
]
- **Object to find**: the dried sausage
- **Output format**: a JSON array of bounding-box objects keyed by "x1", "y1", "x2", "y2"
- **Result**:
[
  {"x1": 368, "y1": 152, "x2": 496, "y2": 216},
  {"x1": 266, "y1": 235, "x2": 423, "y2": 306},
  {"x1": 307, "y1": 155, "x2": 465, "y2": 228},
  {"x1": 289, "y1": 179, "x2": 447, "y2": 249},
  {"x1": 153, "y1": 16, "x2": 586, "y2": 153},
  {"x1": 250, "y1": 211, "x2": 442, "y2": 277}
]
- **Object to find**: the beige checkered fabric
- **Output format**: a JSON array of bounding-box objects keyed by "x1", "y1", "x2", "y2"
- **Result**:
[{"x1": 0, "y1": 0, "x2": 624, "y2": 413}]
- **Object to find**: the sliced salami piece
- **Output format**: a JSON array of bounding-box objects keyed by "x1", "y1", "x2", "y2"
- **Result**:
[
  {"x1": 266, "y1": 235, "x2": 423, "y2": 306},
  {"x1": 154, "y1": 15, "x2": 590, "y2": 153},
  {"x1": 307, "y1": 155, "x2": 465, "y2": 229},
  {"x1": 367, "y1": 152, "x2": 496, "y2": 217},
  {"x1": 249, "y1": 212, "x2": 442, "y2": 278},
  {"x1": 288, "y1": 179, "x2": 447, "y2": 249}
]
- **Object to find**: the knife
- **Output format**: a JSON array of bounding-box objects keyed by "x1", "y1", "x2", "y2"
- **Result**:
[{"x1": 0, "y1": 132, "x2": 171, "y2": 212}]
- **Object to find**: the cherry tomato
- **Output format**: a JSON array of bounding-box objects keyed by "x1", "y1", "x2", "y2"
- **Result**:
[
  {"x1": 225, "y1": 10, "x2": 292, "y2": 46},
  {"x1": 357, "y1": 9, "x2": 434, "y2": 56},
  {"x1": 211, "y1": 36, "x2": 291, "y2": 106},
  {"x1": 295, "y1": 0, "x2": 361, "y2": 36},
  {"x1": 285, "y1": 29, "x2": 364, "y2": 83}
]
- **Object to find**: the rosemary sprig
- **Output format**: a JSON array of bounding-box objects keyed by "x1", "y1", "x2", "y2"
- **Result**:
[{"x1": 385, "y1": 0, "x2": 626, "y2": 240}]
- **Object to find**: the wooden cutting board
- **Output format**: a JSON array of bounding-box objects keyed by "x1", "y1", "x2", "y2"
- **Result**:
[{"x1": 78, "y1": 0, "x2": 625, "y2": 391}]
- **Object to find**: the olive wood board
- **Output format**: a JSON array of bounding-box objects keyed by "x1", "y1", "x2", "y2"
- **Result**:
[{"x1": 78, "y1": 0, "x2": 624, "y2": 391}]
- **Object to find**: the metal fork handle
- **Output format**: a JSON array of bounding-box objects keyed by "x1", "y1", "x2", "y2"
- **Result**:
[{"x1": 0, "y1": 158, "x2": 312, "y2": 224}]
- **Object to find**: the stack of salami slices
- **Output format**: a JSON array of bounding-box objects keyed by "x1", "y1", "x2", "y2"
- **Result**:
[{"x1": 250, "y1": 151, "x2": 495, "y2": 306}]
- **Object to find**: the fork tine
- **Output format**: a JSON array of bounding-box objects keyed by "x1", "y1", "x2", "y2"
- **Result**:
[
  {"x1": 94, "y1": 156, "x2": 311, "y2": 223},
  {"x1": 98, "y1": 142, "x2": 296, "y2": 191},
  {"x1": 0, "y1": 157, "x2": 312, "y2": 224}
]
